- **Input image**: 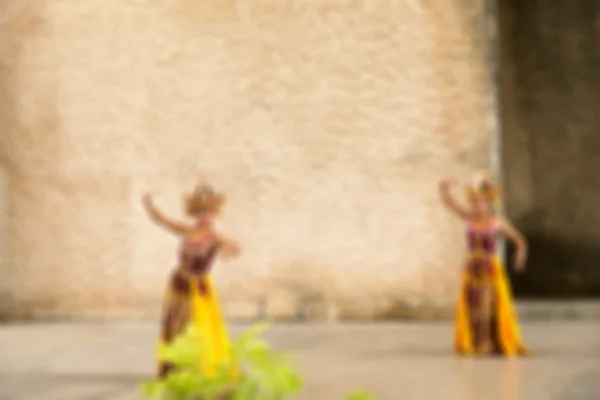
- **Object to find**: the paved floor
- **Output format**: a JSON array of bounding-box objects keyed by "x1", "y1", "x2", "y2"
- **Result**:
[{"x1": 1, "y1": 321, "x2": 600, "y2": 400}]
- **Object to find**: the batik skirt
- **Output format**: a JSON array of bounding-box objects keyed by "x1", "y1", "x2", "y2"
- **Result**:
[
  {"x1": 157, "y1": 268, "x2": 233, "y2": 378},
  {"x1": 454, "y1": 256, "x2": 527, "y2": 356}
]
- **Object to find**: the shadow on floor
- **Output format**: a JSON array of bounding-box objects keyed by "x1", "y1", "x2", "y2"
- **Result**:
[
  {"x1": 0, "y1": 371, "x2": 147, "y2": 385},
  {"x1": 556, "y1": 365, "x2": 600, "y2": 400},
  {"x1": 356, "y1": 346, "x2": 600, "y2": 360}
]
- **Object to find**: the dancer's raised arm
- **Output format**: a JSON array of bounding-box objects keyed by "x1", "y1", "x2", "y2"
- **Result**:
[
  {"x1": 142, "y1": 192, "x2": 191, "y2": 235},
  {"x1": 438, "y1": 178, "x2": 472, "y2": 220}
]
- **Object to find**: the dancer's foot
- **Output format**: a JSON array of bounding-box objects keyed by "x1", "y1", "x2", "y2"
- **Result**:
[{"x1": 476, "y1": 342, "x2": 493, "y2": 355}]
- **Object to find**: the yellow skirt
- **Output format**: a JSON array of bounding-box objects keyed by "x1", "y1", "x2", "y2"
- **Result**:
[
  {"x1": 158, "y1": 273, "x2": 234, "y2": 378},
  {"x1": 454, "y1": 256, "x2": 527, "y2": 356}
]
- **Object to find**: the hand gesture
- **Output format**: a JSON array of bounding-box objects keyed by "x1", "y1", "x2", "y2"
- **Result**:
[
  {"x1": 220, "y1": 238, "x2": 241, "y2": 261},
  {"x1": 439, "y1": 177, "x2": 457, "y2": 191},
  {"x1": 514, "y1": 251, "x2": 527, "y2": 273},
  {"x1": 142, "y1": 191, "x2": 155, "y2": 210}
]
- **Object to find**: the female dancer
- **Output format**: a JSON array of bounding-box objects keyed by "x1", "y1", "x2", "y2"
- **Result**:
[
  {"x1": 439, "y1": 174, "x2": 528, "y2": 356},
  {"x1": 142, "y1": 181, "x2": 240, "y2": 378}
]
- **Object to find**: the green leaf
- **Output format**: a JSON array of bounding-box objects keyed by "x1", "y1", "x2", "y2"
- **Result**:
[
  {"x1": 277, "y1": 366, "x2": 303, "y2": 393},
  {"x1": 140, "y1": 380, "x2": 164, "y2": 399},
  {"x1": 231, "y1": 375, "x2": 261, "y2": 400},
  {"x1": 344, "y1": 389, "x2": 379, "y2": 400}
]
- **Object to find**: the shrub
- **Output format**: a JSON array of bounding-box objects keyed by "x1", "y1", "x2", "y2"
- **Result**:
[{"x1": 141, "y1": 322, "x2": 377, "y2": 400}]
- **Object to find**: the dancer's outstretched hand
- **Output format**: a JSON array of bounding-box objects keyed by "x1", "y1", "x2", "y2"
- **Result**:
[
  {"x1": 142, "y1": 191, "x2": 153, "y2": 208},
  {"x1": 439, "y1": 177, "x2": 457, "y2": 191},
  {"x1": 514, "y1": 251, "x2": 527, "y2": 272}
]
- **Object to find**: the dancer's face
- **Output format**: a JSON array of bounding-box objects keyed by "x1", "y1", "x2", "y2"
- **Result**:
[
  {"x1": 195, "y1": 211, "x2": 214, "y2": 226},
  {"x1": 471, "y1": 198, "x2": 491, "y2": 218}
]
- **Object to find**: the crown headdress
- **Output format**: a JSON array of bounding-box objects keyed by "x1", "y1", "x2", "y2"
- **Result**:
[
  {"x1": 184, "y1": 181, "x2": 225, "y2": 216},
  {"x1": 466, "y1": 173, "x2": 500, "y2": 204}
]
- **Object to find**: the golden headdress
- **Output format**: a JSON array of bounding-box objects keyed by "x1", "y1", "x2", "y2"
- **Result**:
[
  {"x1": 184, "y1": 181, "x2": 225, "y2": 216},
  {"x1": 466, "y1": 172, "x2": 500, "y2": 204}
]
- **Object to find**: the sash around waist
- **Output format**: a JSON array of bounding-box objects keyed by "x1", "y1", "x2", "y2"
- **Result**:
[
  {"x1": 465, "y1": 254, "x2": 498, "y2": 274},
  {"x1": 169, "y1": 267, "x2": 209, "y2": 296},
  {"x1": 467, "y1": 250, "x2": 497, "y2": 260}
]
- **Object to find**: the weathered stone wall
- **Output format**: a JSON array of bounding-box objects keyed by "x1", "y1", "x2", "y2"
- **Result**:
[
  {"x1": 0, "y1": 0, "x2": 492, "y2": 319},
  {"x1": 499, "y1": 0, "x2": 600, "y2": 297}
]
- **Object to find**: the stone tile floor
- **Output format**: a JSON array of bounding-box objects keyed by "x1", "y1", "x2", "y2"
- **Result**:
[{"x1": 1, "y1": 321, "x2": 600, "y2": 400}]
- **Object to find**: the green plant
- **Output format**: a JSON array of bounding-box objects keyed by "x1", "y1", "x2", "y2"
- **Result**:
[
  {"x1": 141, "y1": 322, "x2": 378, "y2": 400},
  {"x1": 142, "y1": 322, "x2": 302, "y2": 400},
  {"x1": 344, "y1": 389, "x2": 379, "y2": 400}
]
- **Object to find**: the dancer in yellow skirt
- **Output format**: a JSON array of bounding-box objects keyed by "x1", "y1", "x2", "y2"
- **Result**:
[
  {"x1": 142, "y1": 180, "x2": 240, "y2": 378},
  {"x1": 439, "y1": 173, "x2": 528, "y2": 356}
]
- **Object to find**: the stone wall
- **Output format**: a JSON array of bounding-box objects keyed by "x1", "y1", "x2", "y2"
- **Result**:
[
  {"x1": 0, "y1": 0, "x2": 493, "y2": 320},
  {"x1": 499, "y1": 0, "x2": 600, "y2": 297}
]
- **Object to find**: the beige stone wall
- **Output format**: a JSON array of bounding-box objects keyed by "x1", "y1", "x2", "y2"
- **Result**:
[{"x1": 0, "y1": 0, "x2": 493, "y2": 320}]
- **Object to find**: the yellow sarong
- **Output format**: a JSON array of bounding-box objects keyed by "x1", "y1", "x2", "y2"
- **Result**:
[
  {"x1": 158, "y1": 273, "x2": 236, "y2": 379},
  {"x1": 189, "y1": 275, "x2": 235, "y2": 377},
  {"x1": 454, "y1": 256, "x2": 527, "y2": 356}
]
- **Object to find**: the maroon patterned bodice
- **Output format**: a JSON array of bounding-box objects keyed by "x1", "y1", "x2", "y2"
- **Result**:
[
  {"x1": 179, "y1": 234, "x2": 220, "y2": 275},
  {"x1": 180, "y1": 245, "x2": 219, "y2": 275},
  {"x1": 465, "y1": 222, "x2": 496, "y2": 278},
  {"x1": 170, "y1": 234, "x2": 220, "y2": 296},
  {"x1": 466, "y1": 223, "x2": 496, "y2": 256}
]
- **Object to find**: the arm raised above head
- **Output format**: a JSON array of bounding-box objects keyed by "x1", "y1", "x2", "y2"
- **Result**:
[
  {"x1": 142, "y1": 192, "x2": 192, "y2": 236},
  {"x1": 438, "y1": 178, "x2": 473, "y2": 220}
]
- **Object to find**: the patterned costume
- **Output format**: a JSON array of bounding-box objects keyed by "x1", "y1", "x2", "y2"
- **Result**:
[
  {"x1": 153, "y1": 184, "x2": 235, "y2": 379},
  {"x1": 453, "y1": 184, "x2": 527, "y2": 356}
]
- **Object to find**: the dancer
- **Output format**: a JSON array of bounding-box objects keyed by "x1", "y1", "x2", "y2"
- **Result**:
[
  {"x1": 142, "y1": 181, "x2": 240, "y2": 378},
  {"x1": 439, "y1": 173, "x2": 528, "y2": 356}
]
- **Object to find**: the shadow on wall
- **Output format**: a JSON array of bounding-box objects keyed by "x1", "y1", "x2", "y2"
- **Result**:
[
  {"x1": 498, "y1": 0, "x2": 600, "y2": 298},
  {"x1": 507, "y1": 235, "x2": 600, "y2": 298}
]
